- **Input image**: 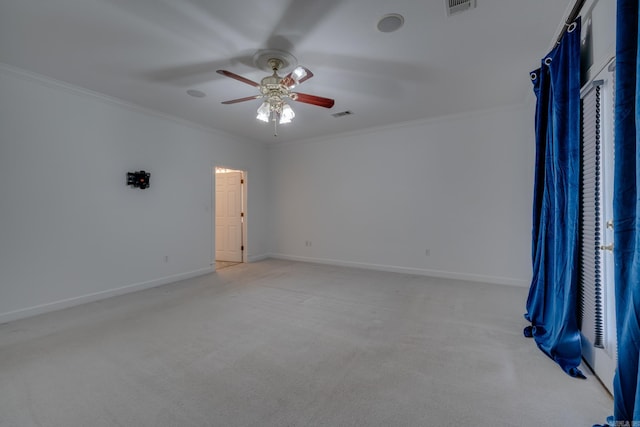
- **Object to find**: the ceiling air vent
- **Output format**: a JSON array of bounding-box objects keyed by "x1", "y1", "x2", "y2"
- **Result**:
[
  {"x1": 446, "y1": 0, "x2": 476, "y2": 16},
  {"x1": 331, "y1": 110, "x2": 354, "y2": 118}
]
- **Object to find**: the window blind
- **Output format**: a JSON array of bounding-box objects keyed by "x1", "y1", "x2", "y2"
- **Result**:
[{"x1": 579, "y1": 81, "x2": 604, "y2": 349}]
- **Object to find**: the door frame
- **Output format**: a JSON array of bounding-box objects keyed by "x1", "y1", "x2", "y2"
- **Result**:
[
  {"x1": 579, "y1": 57, "x2": 617, "y2": 394},
  {"x1": 212, "y1": 166, "x2": 248, "y2": 265}
]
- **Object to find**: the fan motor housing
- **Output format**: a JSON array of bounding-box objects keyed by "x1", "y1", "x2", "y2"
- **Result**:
[
  {"x1": 260, "y1": 75, "x2": 280, "y2": 88},
  {"x1": 260, "y1": 73, "x2": 290, "y2": 99}
]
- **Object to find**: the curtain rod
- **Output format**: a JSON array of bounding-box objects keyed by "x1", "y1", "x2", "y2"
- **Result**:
[{"x1": 556, "y1": 0, "x2": 587, "y2": 44}]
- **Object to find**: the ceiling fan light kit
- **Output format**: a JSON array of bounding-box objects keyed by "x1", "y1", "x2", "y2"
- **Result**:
[
  {"x1": 256, "y1": 59, "x2": 298, "y2": 126},
  {"x1": 217, "y1": 51, "x2": 334, "y2": 137}
]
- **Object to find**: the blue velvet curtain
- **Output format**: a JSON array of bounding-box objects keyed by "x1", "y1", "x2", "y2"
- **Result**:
[
  {"x1": 611, "y1": 0, "x2": 640, "y2": 424},
  {"x1": 524, "y1": 18, "x2": 585, "y2": 378}
]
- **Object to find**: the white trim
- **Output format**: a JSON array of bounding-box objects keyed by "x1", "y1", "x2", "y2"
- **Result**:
[
  {"x1": 212, "y1": 167, "x2": 248, "y2": 264},
  {"x1": 0, "y1": 267, "x2": 213, "y2": 325},
  {"x1": 268, "y1": 254, "x2": 529, "y2": 287},
  {"x1": 0, "y1": 62, "x2": 529, "y2": 150},
  {"x1": 0, "y1": 62, "x2": 262, "y2": 147},
  {"x1": 247, "y1": 253, "x2": 270, "y2": 262},
  {"x1": 584, "y1": 53, "x2": 616, "y2": 88}
]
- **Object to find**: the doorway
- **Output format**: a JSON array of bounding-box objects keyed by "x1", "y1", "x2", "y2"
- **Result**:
[{"x1": 214, "y1": 167, "x2": 246, "y2": 270}]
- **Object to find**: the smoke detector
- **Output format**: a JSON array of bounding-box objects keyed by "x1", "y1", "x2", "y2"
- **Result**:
[{"x1": 446, "y1": 0, "x2": 476, "y2": 16}]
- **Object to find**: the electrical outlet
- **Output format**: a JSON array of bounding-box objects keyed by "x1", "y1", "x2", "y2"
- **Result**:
[
  {"x1": 164, "y1": 255, "x2": 169, "y2": 263},
  {"x1": 305, "y1": 241, "x2": 312, "y2": 247},
  {"x1": 425, "y1": 249, "x2": 430, "y2": 256}
]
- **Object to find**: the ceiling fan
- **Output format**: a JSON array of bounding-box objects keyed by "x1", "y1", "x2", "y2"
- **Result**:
[{"x1": 217, "y1": 52, "x2": 335, "y2": 136}]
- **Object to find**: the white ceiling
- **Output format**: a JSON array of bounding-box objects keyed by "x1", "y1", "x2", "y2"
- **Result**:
[{"x1": 0, "y1": 0, "x2": 572, "y2": 144}]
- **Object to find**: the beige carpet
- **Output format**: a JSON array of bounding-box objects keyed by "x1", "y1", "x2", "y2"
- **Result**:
[{"x1": 0, "y1": 259, "x2": 612, "y2": 426}]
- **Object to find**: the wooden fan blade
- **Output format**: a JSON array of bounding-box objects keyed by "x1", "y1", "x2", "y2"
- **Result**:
[
  {"x1": 291, "y1": 92, "x2": 335, "y2": 109},
  {"x1": 221, "y1": 95, "x2": 262, "y2": 104},
  {"x1": 216, "y1": 70, "x2": 260, "y2": 87},
  {"x1": 281, "y1": 67, "x2": 314, "y2": 88}
]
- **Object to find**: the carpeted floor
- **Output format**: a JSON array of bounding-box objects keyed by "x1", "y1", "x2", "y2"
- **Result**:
[{"x1": 0, "y1": 259, "x2": 612, "y2": 426}]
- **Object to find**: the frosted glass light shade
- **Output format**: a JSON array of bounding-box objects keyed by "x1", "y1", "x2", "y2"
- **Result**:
[
  {"x1": 290, "y1": 67, "x2": 307, "y2": 86},
  {"x1": 256, "y1": 102, "x2": 270, "y2": 122},
  {"x1": 279, "y1": 103, "x2": 295, "y2": 124}
]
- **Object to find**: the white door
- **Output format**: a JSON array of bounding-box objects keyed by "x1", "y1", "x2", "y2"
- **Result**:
[
  {"x1": 593, "y1": 124, "x2": 616, "y2": 394},
  {"x1": 579, "y1": 60, "x2": 617, "y2": 393},
  {"x1": 590, "y1": 62, "x2": 617, "y2": 393},
  {"x1": 215, "y1": 171, "x2": 243, "y2": 262}
]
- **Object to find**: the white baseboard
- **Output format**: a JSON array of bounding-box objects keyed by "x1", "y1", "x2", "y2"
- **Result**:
[
  {"x1": 247, "y1": 253, "x2": 270, "y2": 263},
  {"x1": 0, "y1": 256, "x2": 528, "y2": 325},
  {"x1": 268, "y1": 253, "x2": 529, "y2": 287},
  {"x1": 0, "y1": 267, "x2": 214, "y2": 325}
]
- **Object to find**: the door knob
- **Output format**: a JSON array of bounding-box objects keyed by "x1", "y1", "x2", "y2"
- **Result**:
[{"x1": 599, "y1": 243, "x2": 614, "y2": 251}]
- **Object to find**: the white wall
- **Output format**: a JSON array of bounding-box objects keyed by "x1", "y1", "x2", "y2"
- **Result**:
[
  {"x1": 0, "y1": 65, "x2": 269, "y2": 323},
  {"x1": 268, "y1": 105, "x2": 535, "y2": 286}
]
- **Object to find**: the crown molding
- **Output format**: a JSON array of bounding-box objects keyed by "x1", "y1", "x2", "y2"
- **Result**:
[{"x1": 0, "y1": 62, "x2": 264, "y2": 147}]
